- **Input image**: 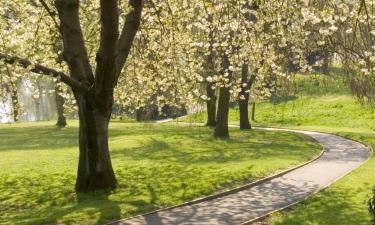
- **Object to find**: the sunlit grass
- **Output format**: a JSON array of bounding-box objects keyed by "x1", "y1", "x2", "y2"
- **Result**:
[
  {"x1": 270, "y1": 126, "x2": 375, "y2": 225},
  {"x1": 184, "y1": 72, "x2": 375, "y2": 225},
  {"x1": 0, "y1": 121, "x2": 321, "y2": 225}
]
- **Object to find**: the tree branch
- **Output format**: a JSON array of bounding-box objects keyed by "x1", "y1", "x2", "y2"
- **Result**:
[
  {"x1": 148, "y1": 0, "x2": 166, "y2": 32},
  {"x1": 39, "y1": 0, "x2": 60, "y2": 30},
  {"x1": 0, "y1": 52, "x2": 86, "y2": 90},
  {"x1": 95, "y1": 0, "x2": 119, "y2": 89},
  {"x1": 114, "y1": 0, "x2": 144, "y2": 84},
  {"x1": 55, "y1": 0, "x2": 94, "y2": 85}
]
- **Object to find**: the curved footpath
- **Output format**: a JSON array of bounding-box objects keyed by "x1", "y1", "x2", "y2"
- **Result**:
[{"x1": 108, "y1": 127, "x2": 371, "y2": 225}]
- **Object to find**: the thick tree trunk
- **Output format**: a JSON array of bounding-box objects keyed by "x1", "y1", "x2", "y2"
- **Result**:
[
  {"x1": 2, "y1": 0, "x2": 143, "y2": 194},
  {"x1": 214, "y1": 86, "x2": 230, "y2": 138},
  {"x1": 214, "y1": 55, "x2": 231, "y2": 138},
  {"x1": 55, "y1": 82, "x2": 67, "y2": 127},
  {"x1": 239, "y1": 64, "x2": 251, "y2": 130},
  {"x1": 56, "y1": 0, "x2": 143, "y2": 193},
  {"x1": 205, "y1": 14, "x2": 217, "y2": 127},
  {"x1": 239, "y1": 95, "x2": 250, "y2": 129},
  {"x1": 205, "y1": 83, "x2": 217, "y2": 127},
  {"x1": 75, "y1": 92, "x2": 117, "y2": 192}
]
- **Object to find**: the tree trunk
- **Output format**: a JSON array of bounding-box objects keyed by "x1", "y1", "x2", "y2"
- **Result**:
[
  {"x1": 135, "y1": 104, "x2": 158, "y2": 121},
  {"x1": 10, "y1": 86, "x2": 19, "y2": 122},
  {"x1": 5, "y1": 66, "x2": 19, "y2": 122},
  {"x1": 239, "y1": 64, "x2": 251, "y2": 130},
  {"x1": 205, "y1": 82, "x2": 217, "y2": 127},
  {"x1": 251, "y1": 102, "x2": 256, "y2": 121},
  {"x1": 214, "y1": 86, "x2": 230, "y2": 137},
  {"x1": 2, "y1": 0, "x2": 144, "y2": 194},
  {"x1": 239, "y1": 95, "x2": 250, "y2": 129},
  {"x1": 205, "y1": 14, "x2": 217, "y2": 127},
  {"x1": 75, "y1": 92, "x2": 117, "y2": 192},
  {"x1": 322, "y1": 50, "x2": 330, "y2": 75},
  {"x1": 214, "y1": 55, "x2": 232, "y2": 138},
  {"x1": 55, "y1": 81, "x2": 67, "y2": 127}
]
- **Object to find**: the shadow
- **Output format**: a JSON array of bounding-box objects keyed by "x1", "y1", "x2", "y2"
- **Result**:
[
  {"x1": 272, "y1": 186, "x2": 370, "y2": 225},
  {"x1": 270, "y1": 96, "x2": 298, "y2": 104},
  {"x1": 110, "y1": 129, "x2": 316, "y2": 165},
  {"x1": 114, "y1": 178, "x2": 322, "y2": 225},
  {"x1": 110, "y1": 130, "x2": 372, "y2": 225},
  {"x1": 10, "y1": 187, "x2": 124, "y2": 225},
  {"x1": 0, "y1": 122, "x2": 322, "y2": 225},
  {"x1": 75, "y1": 192, "x2": 122, "y2": 225},
  {"x1": 0, "y1": 122, "x2": 177, "y2": 151},
  {"x1": 307, "y1": 132, "x2": 370, "y2": 163},
  {"x1": 0, "y1": 125, "x2": 80, "y2": 151}
]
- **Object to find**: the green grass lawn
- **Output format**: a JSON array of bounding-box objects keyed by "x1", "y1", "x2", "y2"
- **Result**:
[
  {"x1": 183, "y1": 72, "x2": 375, "y2": 225},
  {"x1": 269, "y1": 126, "x2": 375, "y2": 225},
  {"x1": 0, "y1": 121, "x2": 321, "y2": 225},
  {"x1": 249, "y1": 95, "x2": 375, "y2": 225},
  {"x1": 246, "y1": 95, "x2": 375, "y2": 225}
]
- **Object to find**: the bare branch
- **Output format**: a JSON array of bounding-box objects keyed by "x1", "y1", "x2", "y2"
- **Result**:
[
  {"x1": 39, "y1": 0, "x2": 60, "y2": 30},
  {"x1": 0, "y1": 52, "x2": 86, "y2": 90},
  {"x1": 148, "y1": 0, "x2": 166, "y2": 32}
]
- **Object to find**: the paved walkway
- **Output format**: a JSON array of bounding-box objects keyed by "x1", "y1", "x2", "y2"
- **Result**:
[{"x1": 109, "y1": 128, "x2": 371, "y2": 225}]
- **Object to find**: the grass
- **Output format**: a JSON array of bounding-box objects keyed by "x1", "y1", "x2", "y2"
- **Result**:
[
  {"x1": 179, "y1": 95, "x2": 375, "y2": 130},
  {"x1": 252, "y1": 95, "x2": 375, "y2": 225},
  {"x1": 0, "y1": 121, "x2": 321, "y2": 225},
  {"x1": 184, "y1": 71, "x2": 375, "y2": 225},
  {"x1": 252, "y1": 78, "x2": 375, "y2": 225},
  {"x1": 270, "y1": 127, "x2": 375, "y2": 225}
]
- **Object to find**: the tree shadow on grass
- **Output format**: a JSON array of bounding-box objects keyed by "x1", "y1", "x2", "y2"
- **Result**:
[
  {"x1": 1, "y1": 122, "x2": 321, "y2": 225},
  {"x1": 76, "y1": 192, "x2": 122, "y2": 225},
  {"x1": 110, "y1": 130, "x2": 318, "y2": 165},
  {"x1": 273, "y1": 186, "x2": 370, "y2": 225},
  {"x1": 0, "y1": 125, "x2": 80, "y2": 151},
  {"x1": 7, "y1": 190, "x2": 124, "y2": 225},
  {"x1": 0, "y1": 123, "x2": 178, "y2": 151},
  {"x1": 270, "y1": 96, "x2": 298, "y2": 104},
  {"x1": 0, "y1": 123, "x2": 212, "y2": 152},
  {"x1": 30, "y1": 191, "x2": 124, "y2": 225},
  {"x1": 0, "y1": 122, "x2": 317, "y2": 157}
]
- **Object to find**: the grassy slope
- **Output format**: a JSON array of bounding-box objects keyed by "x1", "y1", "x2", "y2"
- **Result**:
[
  {"x1": 256, "y1": 96, "x2": 375, "y2": 225},
  {"x1": 184, "y1": 72, "x2": 375, "y2": 225},
  {"x1": 0, "y1": 121, "x2": 321, "y2": 225},
  {"x1": 254, "y1": 75, "x2": 375, "y2": 225},
  {"x1": 253, "y1": 95, "x2": 375, "y2": 225}
]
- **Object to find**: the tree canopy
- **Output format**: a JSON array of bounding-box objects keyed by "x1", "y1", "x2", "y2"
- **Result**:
[{"x1": 0, "y1": 0, "x2": 372, "y2": 192}]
